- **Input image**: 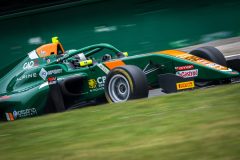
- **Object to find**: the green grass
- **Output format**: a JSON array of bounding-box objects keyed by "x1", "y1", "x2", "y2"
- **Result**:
[{"x1": 0, "y1": 84, "x2": 240, "y2": 160}]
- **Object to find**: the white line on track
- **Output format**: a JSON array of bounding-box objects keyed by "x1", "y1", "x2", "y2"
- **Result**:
[{"x1": 225, "y1": 54, "x2": 240, "y2": 58}]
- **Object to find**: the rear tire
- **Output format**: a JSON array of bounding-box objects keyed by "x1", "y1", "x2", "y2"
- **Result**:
[{"x1": 105, "y1": 65, "x2": 148, "y2": 103}]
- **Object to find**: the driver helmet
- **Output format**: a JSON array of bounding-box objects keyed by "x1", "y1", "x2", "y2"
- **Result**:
[
  {"x1": 102, "y1": 54, "x2": 112, "y2": 62},
  {"x1": 74, "y1": 53, "x2": 87, "y2": 61}
]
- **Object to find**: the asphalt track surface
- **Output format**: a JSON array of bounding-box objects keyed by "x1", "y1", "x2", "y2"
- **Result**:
[{"x1": 148, "y1": 37, "x2": 240, "y2": 98}]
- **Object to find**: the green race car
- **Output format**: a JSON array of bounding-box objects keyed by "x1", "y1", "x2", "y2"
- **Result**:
[{"x1": 0, "y1": 37, "x2": 239, "y2": 121}]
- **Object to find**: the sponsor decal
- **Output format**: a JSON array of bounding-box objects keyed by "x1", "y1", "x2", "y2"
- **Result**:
[
  {"x1": 176, "y1": 54, "x2": 230, "y2": 71},
  {"x1": 176, "y1": 81, "x2": 195, "y2": 90},
  {"x1": 206, "y1": 63, "x2": 232, "y2": 71},
  {"x1": 0, "y1": 95, "x2": 10, "y2": 100},
  {"x1": 88, "y1": 76, "x2": 106, "y2": 92},
  {"x1": 48, "y1": 69, "x2": 62, "y2": 75},
  {"x1": 39, "y1": 68, "x2": 62, "y2": 80},
  {"x1": 46, "y1": 59, "x2": 51, "y2": 63},
  {"x1": 176, "y1": 69, "x2": 198, "y2": 78},
  {"x1": 5, "y1": 113, "x2": 14, "y2": 121},
  {"x1": 206, "y1": 63, "x2": 218, "y2": 67},
  {"x1": 39, "y1": 77, "x2": 64, "y2": 89},
  {"x1": 97, "y1": 64, "x2": 110, "y2": 74},
  {"x1": 88, "y1": 79, "x2": 97, "y2": 89},
  {"x1": 17, "y1": 73, "x2": 37, "y2": 81},
  {"x1": 12, "y1": 108, "x2": 38, "y2": 119},
  {"x1": 48, "y1": 77, "x2": 57, "y2": 85},
  {"x1": 89, "y1": 87, "x2": 104, "y2": 92},
  {"x1": 230, "y1": 71, "x2": 238, "y2": 75},
  {"x1": 175, "y1": 65, "x2": 194, "y2": 71},
  {"x1": 34, "y1": 59, "x2": 39, "y2": 66},
  {"x1": 157, "y1": 51, "x2": 233, "y2": 72},
  {"x1": 97, "y1": 76, "x2": 106, "y2": 87},
  {"x1": 23, "y1": 61, "x2": 38, "y2": 70},
  {"x1": 13, "y1": 110, "x2": 18, "y2": 119},
  {"x1": 39, "y1": 50, "x2": 46, "y2": 57},
  {"x1": 39, "y1": 68, "x2": 48, "y2": 80}
]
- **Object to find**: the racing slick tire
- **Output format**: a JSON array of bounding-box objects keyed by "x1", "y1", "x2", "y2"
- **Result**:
[
  {"x1": 189, "y1": 46, "x2": 227, "y2": 66},
  {"x1": 189, "y1": 46, "x2": 230, "y2": 86},
  {"x1": 105, "y1": 65, "x2": 148, "y2": 103}
]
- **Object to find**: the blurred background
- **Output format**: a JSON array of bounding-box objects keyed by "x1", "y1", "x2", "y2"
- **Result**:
[{"x1": 1, "y1": 0, "x2": 240, "y2": 69}]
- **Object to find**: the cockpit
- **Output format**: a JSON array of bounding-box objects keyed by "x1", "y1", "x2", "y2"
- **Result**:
[{"x1": 27, "y1": 37, "x2": 128, "y2": 69}]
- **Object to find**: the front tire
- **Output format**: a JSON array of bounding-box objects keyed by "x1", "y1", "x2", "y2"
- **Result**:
[
  {"x1": 189, "y1": 46, "x2": 227, "y2": 66},
  {"x1": 189, "y1": 46, "x2": 229, "y2": 86},
  {"x1": 105, "y1": 65, "x2": 148, "y2": 103}
]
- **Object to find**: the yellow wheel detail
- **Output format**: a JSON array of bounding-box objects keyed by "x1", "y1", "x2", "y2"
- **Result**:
[{"x1": 105, "y1": 65, "x2": 148, "y2": 103}]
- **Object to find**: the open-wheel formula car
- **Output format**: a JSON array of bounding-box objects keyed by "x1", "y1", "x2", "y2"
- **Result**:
[{"x1": 0, "y1": 37, "x2": 239, "y2": 121}]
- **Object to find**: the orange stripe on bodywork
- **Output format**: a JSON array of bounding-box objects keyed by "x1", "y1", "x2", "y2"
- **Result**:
[
  {"x1": 155, "y1": 50, "x2": 187, "y2": 56},
  {"x1": 154, "y1": 49, "x2": 230, "y2": 71},
  {"x1": 104, "y1": 60, "x2": 125, "y2": 70}
]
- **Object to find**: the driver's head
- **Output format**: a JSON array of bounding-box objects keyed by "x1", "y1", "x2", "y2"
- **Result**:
[
  {"x1": 74, "y1": 53, "x2": 87, "y2": 61},
  {"x1": 102, "y1": 54, "x2": 112, "y2": 62},
  {"x1": 36, "y1": 37, "x2": 65, "y2": 58}
]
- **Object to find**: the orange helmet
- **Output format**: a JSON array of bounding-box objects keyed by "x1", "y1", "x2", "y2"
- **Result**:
[{"x1": 36, "y1": 37, "x2": 64, "y2": 58}]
